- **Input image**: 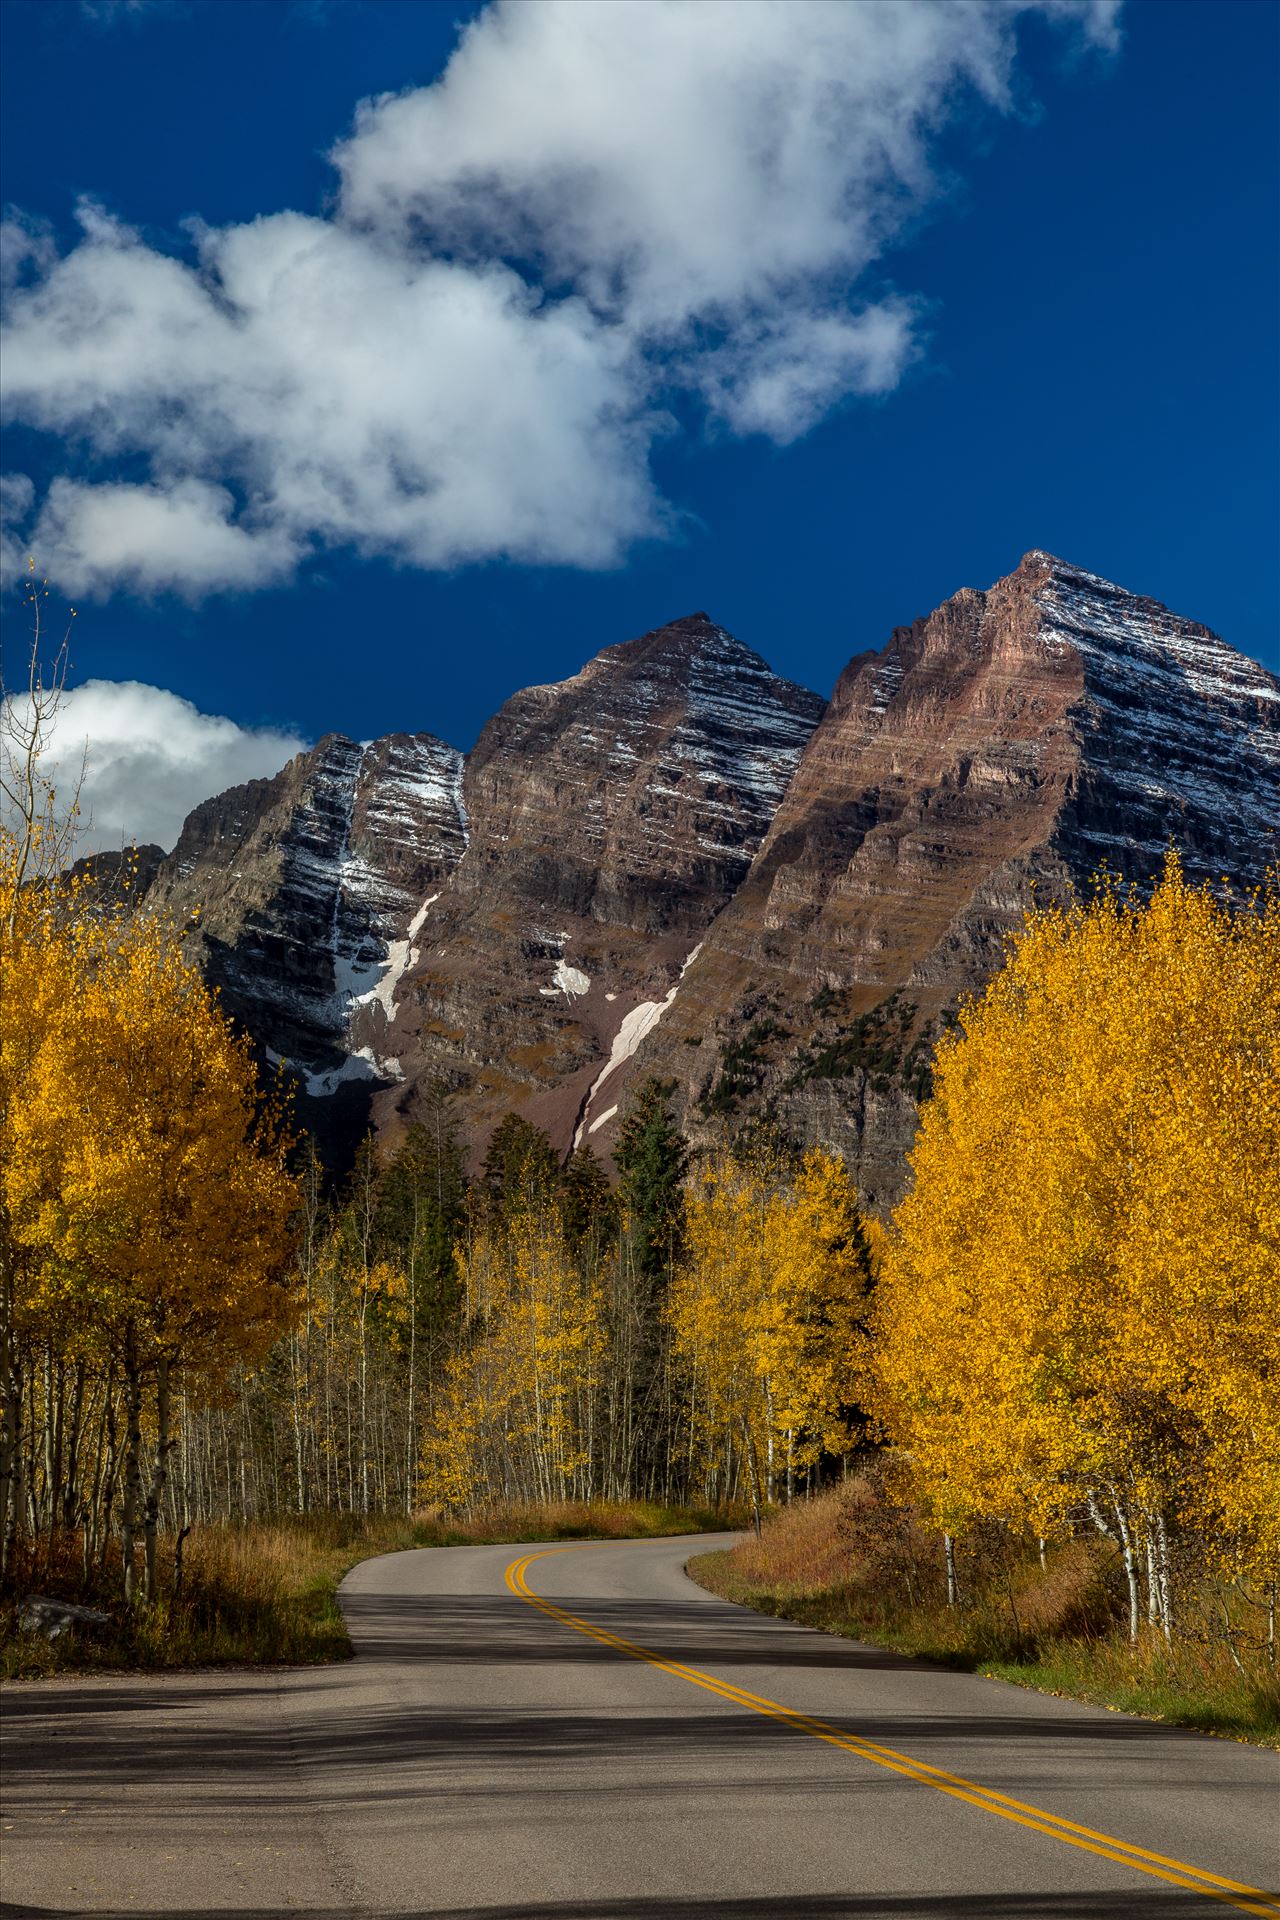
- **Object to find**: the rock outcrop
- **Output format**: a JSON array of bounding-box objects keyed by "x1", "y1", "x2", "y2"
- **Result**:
[{"x1": 141, "y1": 613, "x2": 822, "y2": 1162}]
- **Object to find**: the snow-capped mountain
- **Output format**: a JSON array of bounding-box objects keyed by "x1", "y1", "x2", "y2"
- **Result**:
[
  {"x1": 1035, "y1": 555, "x2": 1278, "y2": 880},
  {"x1": 142, "y1": 562, "x2": 1278, "y2": 1198}
]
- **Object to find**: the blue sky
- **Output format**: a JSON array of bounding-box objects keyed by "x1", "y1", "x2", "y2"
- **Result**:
[{"x1": 1, "y1": 0, "x2": 1276, "y2": 850}]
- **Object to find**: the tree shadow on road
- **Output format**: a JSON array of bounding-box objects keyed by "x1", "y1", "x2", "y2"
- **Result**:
[
  {"x1": 0, "y1": 1890, "x2": 1236, "y2": 1919},
  {"x1": 343, "y1": 1591, "x2": 926, "y2": 1673}
]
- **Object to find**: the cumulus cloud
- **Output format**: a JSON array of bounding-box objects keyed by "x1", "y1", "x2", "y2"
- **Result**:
[
  {"x1": 2, "y1": 680, "x2": 305, "y2": 855},
  {"x1": 1, "y1": 0, "x2": 1119, "y2": 599},
  {"x1": 32, "y1": 478, "x2": 302, "y2": 598}
]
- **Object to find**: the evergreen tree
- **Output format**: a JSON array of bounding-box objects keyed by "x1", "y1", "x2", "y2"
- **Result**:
[
  {"x1": 613, "y1": 1077, "x2": 688, "y2": 1282},
  {"x1": 560, "y1": 1144, "x2": 617, "y2": 1268},
  {"x1": 376, "y1": 1087, "x2": 468, "y2": 1329},
  {"x1": 612, "y1": 1078, "x2": 689, "y2": 1498},
  {"x1": 481, "y1": 1113, "x2": 560, "y2": 1221}
]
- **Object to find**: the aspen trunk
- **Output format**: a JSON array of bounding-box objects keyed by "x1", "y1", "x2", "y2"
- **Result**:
[
  {"x1": 173, "y1": 1522, "x2": 192, "y2": 1606},
  {"x1": 143, "y1": 1356, "x2": 172, "y2": 1606},
  {"x1": 291, "y1": 1332, "x2": 306, "y2": 1514},
  {"x1": 43, "y1": 1345, "x2": 60, "y2": 1555},
  {"x1": 84, "y1": 1378, "x2": 108, "y2": 1572},
  {"x1": 1110, "y1": 1488, "x2": 1139, "y2": 1644},
  {"x1": 741, "y1": 1418, "x2": 763, "y2": 1540},
  {"x1": 61, "y1": 1361, "x2": 87, "y2": 1532},
  {"x1": 0, "y1": 1301, "x2": 21, "y2": 1584},
  {"x1": 405, "y1": 1225, "x2": 417, "y2": 1516},
  {"x1": 121, "y1": 1337, "x2": 144, "y2": 1605},
  {"x1": 98, "y1": 1381, "x2": 119, "y2": 1574},
  {"x1": 943, "y1": 1531, "x2": 958, "y2": 1608},
  {"x1": 1154, "y1": 1506, "x2": 1173, "y2": 1643}
]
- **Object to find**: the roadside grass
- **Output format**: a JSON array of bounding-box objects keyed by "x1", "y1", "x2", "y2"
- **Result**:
[
  {"x1": 687, "y1": 1479, "x2": 1280, "y2": 1747},
  {"x1": 0, "y1": 1499, "x2": 736, "y2": 1679}
]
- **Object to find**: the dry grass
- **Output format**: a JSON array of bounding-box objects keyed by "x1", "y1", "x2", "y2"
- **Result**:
[
  {"x1": 689, "y1": 1477, "x2": 1280, "y2": 1746},
  {"x1": 720, "y1": 1488, "x2": 853, "y2": 1592},
  {"x1": 0, "y1": 1498, "x2": 735, "y2": 1679}
]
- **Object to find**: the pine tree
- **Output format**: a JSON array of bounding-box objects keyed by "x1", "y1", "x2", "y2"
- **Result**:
[
  {"x1": 377, "y1": 1093, "x2": 468, "y2": 1328},
  {"x1": 560, "y1": 1144, "x2": 616, "y2": 1265},
  {"x1": 481, "y1": 1113, "x2": 560, "y2": 1221},
  {"x1": 614, "y1": 1077, "x2": 687, "y2": 1279},
  {"x1": 612, "y1": 1077, "x2": 688, "y2": 1497}
]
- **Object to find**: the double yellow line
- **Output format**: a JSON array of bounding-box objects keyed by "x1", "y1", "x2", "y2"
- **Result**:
[{"x1": 505, "y1": 1544, "x2": 1280, "y2": 1918}]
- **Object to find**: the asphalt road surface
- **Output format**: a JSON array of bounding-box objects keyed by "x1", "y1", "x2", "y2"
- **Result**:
[{"x1": 2, "y1": 1533, "x2": 1277, "y2": 1920}]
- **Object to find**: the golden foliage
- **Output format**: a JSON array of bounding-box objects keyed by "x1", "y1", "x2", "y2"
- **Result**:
[
  {"x1": 1, "y1": 831, "x2": 301, "y2": 1597},
  {"x1": 671, "y1": 1146, "x2": 873, "y2": 1508},
  {"x1": 422, "y1": 1203, "x2": 606, "y2": 1508},
  {"x1": 3, "y1": 878, "x2": 300, "y2": 1380},
  {"x1": 873, "y1": 857, "x2": 1280, "y2": 1594}
]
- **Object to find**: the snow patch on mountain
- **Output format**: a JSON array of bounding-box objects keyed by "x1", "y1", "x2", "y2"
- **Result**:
[
  {"x1": 541, "y1": 958, "x2": 591, "y2": 999},
  {"x1": 304, "y1": 1045, "x2": 404, "y2": 1098},
  {"x1": 573, "y1": 943, "x2": 703, "y2": 1148},
  {"x1": 356, "y1": 892, "x2": 441, "y2": 1023}
]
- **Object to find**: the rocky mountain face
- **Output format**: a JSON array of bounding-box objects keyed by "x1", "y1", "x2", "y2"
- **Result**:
[
  {"x1": 622, "y1": 553, "x2": 1280, "y2": 1206},
  {"x1": 367, "y1": 613, "x2": 824, "y2": 1152},
  {"x1": 145, "y1": 613, "x2": 822, "y2": 1158},
  {"x1": 141, "y1": 559, "x2": 1278, "y2": 1204},
  {"x1": 148, "y1": 731, "x2": 466, "y2": 1112}
]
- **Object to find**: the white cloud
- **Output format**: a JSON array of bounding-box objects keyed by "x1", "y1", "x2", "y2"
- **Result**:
[
  {"x1": 33, "y1": 478, "x2": 300, "y2": 598},
  {"x1": 2, "y1": 679, "x2": 305, "y2": 855},
  {"x1": 1, "y1": 0, "x2": 1119, "y2": 598},
  {"x1": 335, "y1": 1, "x2": 1005, "y2": 329},
  {"x1": 0, "y1": 215, "x2": 56, "y2": 299},
  {"x1": 697, "y1": 304, "x2": 920, "y2": 444}
]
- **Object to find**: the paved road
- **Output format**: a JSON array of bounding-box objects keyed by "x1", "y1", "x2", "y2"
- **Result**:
[{"x1": 2, "y1": 1533, "x2": 1277, "y2": 1919}]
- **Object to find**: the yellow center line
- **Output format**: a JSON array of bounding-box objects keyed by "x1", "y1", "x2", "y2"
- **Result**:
[{"x1": 504, "y1": 1543, "x2": 1280, "y2": 1919}]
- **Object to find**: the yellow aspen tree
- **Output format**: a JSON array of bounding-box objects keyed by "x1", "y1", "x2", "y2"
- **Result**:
[
  {"x1": 4, "y1": 907, "x2": 301, "y2": 1602},
  {"x1": 765, "y1": 1147, "x2": 876, "y2": 1480},
  {"x1": 671, "y1": 1153, "x2": 768, "y2": 1517},
  {"x1": 673, "y1": 1147, "x2": 873, "y2": 1522},
  {"x1": 0, "y1": 839, "x2": 88, "y2": 1573},
  {"x1": 873, "y1": 858, "x2": 1280, "y2": 1634},
  {"x1": 421, "y1": 1196, "x2": 605, "y2": 1509}
]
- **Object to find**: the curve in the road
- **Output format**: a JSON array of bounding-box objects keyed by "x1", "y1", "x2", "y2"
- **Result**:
[{"x1": 507, "y1": 1542, "x2": 1280, "y2": 1920}]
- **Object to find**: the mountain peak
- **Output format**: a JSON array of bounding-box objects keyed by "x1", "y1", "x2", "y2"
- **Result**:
[
  {"x1": 130, "y1": 562, "x2": 1274, "y2": 1206},
  {"x1": 615, "y1": 608, "x2": 729, "y2": 655},
  {"x1": 599, "y1": 610, "x2": 794, "y2": 686}
]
